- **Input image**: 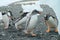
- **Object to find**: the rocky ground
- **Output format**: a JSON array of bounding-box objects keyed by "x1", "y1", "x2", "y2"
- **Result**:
[{"x1": 0, "y1": 23, "x2": 60, "y2": 40}]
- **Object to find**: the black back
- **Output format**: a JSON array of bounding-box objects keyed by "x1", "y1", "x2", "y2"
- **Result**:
[
  {"x1": 21, "y1": 12, "x2": 28, "y2": 18},
  {"x1": 44, "y1": 14, "x2": 55, "y2": 20}
]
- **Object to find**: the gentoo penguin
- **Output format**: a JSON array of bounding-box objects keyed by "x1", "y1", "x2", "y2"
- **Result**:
[
  {"x1": 24, "y1": 10, "x2": 42, "y2": 36},
  {"x1": 44, "y1": 14, "x2": 58, "y2": 32},
  {"x1": 2, "y1": 11, "x2": 10, "y2": 29}
]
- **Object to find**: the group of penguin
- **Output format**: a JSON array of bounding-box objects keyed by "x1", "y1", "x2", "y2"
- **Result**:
[{"x1": 0, "y1": 9, "x2": 58, "y2": 37}]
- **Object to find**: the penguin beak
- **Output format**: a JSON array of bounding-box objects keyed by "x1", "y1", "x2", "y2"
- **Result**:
[{"x1": 38, "y1": 11, "x2": 42, "y2": 14}]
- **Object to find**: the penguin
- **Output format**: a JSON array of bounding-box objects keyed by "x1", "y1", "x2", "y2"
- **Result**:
[
  {"x1": 2, "y1": 11, "x2": 10, "y2": 29},
  {"x1": 44, "y1": 14, "x2": 58, "y2": 32},
  {"x1": 15, "y1": 12, "x2": 29, "y2": 30},
  {"x1": 24, "y1": 10, "x2": 41, "y2": 36}
]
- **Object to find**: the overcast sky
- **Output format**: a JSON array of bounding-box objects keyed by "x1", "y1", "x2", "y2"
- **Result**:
[{"x1": 0, "y1": 0, "x2": 60, "y2": 34}]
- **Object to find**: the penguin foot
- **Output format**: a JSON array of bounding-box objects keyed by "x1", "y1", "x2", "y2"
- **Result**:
[
  {"x1": 31, "y1": 33, "x2": 36, "y2": 37},
  {"x1": 46, "y1": 29, "x2": 50, "y2": 33},
  {"x1": 24, "y1": 30, "x2": 30, "y2": 35},
  {"x1": 4, "y1": 27, "x2": 8, "y2": 29},
  {"x1": 24, "y1": 30, "x2": 36, "y2": 37},
  {"x1": 55, "y1": 29, "x2": 58, "y2": 32},
  {"x1": 16, "y1": 26, "x2": 22, "y2": 30}
]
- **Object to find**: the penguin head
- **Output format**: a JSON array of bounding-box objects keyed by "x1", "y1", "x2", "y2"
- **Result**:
[
  {"x1": 2, "y1": 11, "x2": 6, "y2": 15},
  {"x1": 32, "y1": 10, "x2": 41, "y2": 14}
]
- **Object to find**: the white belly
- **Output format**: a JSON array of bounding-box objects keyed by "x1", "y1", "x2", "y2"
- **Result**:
[
  {"x1": 46, "y1": 17, "x2": 57, "y2": 27},
  {"x1": 2, "y1": 14, "x2": 9, "y2": 24},
  {"x1": 0, "y1": 13, "x2": 2, "y2": 20},
  {"x1": 27, "y1": 14, "x2": 39, "y2": 30}
]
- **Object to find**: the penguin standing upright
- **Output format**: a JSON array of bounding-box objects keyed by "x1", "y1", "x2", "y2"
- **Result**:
[
  {"x1": 44, "y1": 14, "x2": 58, "y2": 32},
  {"x1": 2, "y1": 11, "x2": 10, "y2": 29},
  {"x1": 24, "y1": 10, "x2": 42, "y2": 36}
]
